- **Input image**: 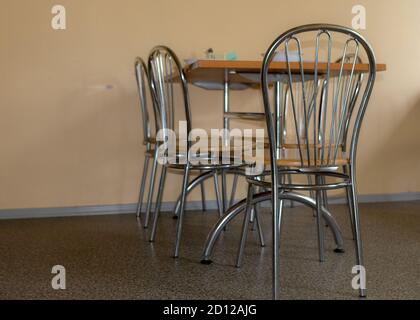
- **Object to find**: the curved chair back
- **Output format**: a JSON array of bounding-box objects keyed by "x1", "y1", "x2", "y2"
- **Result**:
[
  {"x1": 261, "y1": 24, "x2": 377, "y2": 174},
  {"x1": 134, "y1": 57, "x2": 156, "y2": 148},
  {"x1": 334, "y1": 54, "x2": 364, "y2": 152},
  {"x1": 148, "y1": 46, "x2": 192, "y2": 144},
  {"x1": 279, "y1": 54, "x2": 365, "y2": 153}
]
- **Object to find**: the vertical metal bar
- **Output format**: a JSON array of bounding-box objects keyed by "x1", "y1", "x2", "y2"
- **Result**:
[
  {"x1": 223, "y1": 69, "x2": 230, "y2": 132},
  {"x1": 285, "y1": 39, "x2": 304, "y2": 166},
  {"x1": 293, "y1": 37, "x2": 311, "y2": 165},
  {"x1": 144, "y1": 148, "x2": 159, "y2": 228},
  {"x1": 156, "y1": 54, "x2": 168, "y2": 132},
  {"x1": 149, "y1": 166, "x2": 167, "y2": 242},
  {"x1": 222, "y1": 69, "x2": 230, "y2": 213},
  {"x1": 273, "y1": 196, "x2": 283, "y2": 300},
  {"x1": 236, "y1": 184, "x2": 254, "y2": 268},
  {"x1": 349, "y1": 165, "x2": 366, "y2": 297},
  {"x1": 200, "y1": 171, "x2": 207, "y2": 212},
  {"x1": 287, "y1": 174, "x2": 295, "y2": 208},
  {"x1": 274, "y1": 81, "x2": 282, "y2": 157},
  {"x1": 134, "y1": 59, "x2": 150, "y2": 145},
  {"x1": 250, "y1": 205, "x2": 255, "y2": 226},
  {"x1": 328, "y1": 42, "x2": 348, "y2": 164},
  {"x1": 136, "y1": 155, "x2": 150, "y2": 218},
  {"x1": 221, "y1": 170, "x2": 227, "y2": 213},
  {"x1": 315, "y1": 176, "x2": 325, "y2": 262},
  {"x1": 313, "y1": 35, "x2": 321, "y2": 166},
  {"x1": 334, "y1": 41, "x2": 360, "y2": 162},
  {"x1": 346, "y1": 184, "x2": 357, "y2": 240},
  {"x1": 319, "y1": 32, "x2": 332, "y2": 166},
  {"x1": 321, "y1": 176, "x2": 330, "y2": 217},
  {"x1": 283, "y1": 86, "x2": 289, "y2": 145},
  {"x1": 254, "y1": 206, "x2": 265, "y2": 247},
  {"x1": 213, "y1": 171, "x2": 224, "y2": 219},
  {"x1": 174, "y1": 165, "x2": 190, "y2": 258},
  {"x1": 168, "y1": 56, "x2": 175, "y2": 130},
  {"x1": 229, "y1": 173, "x2": 239, "y2": 208}
]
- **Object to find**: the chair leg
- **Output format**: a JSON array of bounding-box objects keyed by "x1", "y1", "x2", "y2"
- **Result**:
[
  {"x1": 307, "y1": 175, "x2": 317, "y2": 217},
  {"x1": 174, "y1": 165, "x2": 190, "y2": 258},
  {"x1": 249, "y1": 201, "x2": 255, "y2": 224},
  {"x1": 250, "y1": 186, "x2": 262, "y2": 231},
  {"x1": 343, "y1": 165, "x2": 356, "y2": 240},
  {"x1": 149, "y1": 166, "x2": 167, "y2": 243},
  {"x1": 322, "y1": 183, "x2": 329, "y2": 211},
  {"x1": 229, "y1": 173, "x2": 239, "y2": 208},
  {"x1": 213, "y1": 171, "x2": 224, "y2": 219},
  {"x1": 273, "y1": 194, "x2": 284, "y2": 300},
  {"x1": 144, "y1": 149, "x2": 159, "y2": 229},
  {"x1": 322, "y1": 177, "x2": 330, "y2": 228},
  {"x1": 346, "y1": 185, "x2": 357, "y2": 240},
  {"x1": 221, "y1": 170, "x2": 227, "y2": 213},
  {"x1": 236, "y1": 184, "x2": 254, "y2": 268},
  {"x1": 200, "y1": 170, "x2": 207, "y2": 212},
  {"x1": 315, "y1": 177, "x2": 326, "y2": 262},
  {"x1": 136, "y1": 155, "x2": 150, "y2": 218},
  {"x1": 321, "y1": 176, "x2": 330, "y2": 227},
  {"x1": 254, "y1": 205, "x2": 265, "y2": 248},
  {"x1": 348, "y1": 181, "x2": 366, "y2": 297},
  {"x1": 287, "y1": 174, "x2": 295, "y2": 208}
]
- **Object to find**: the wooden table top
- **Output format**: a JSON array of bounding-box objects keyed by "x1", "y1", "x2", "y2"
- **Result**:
[{"x1": 184, "y1": 60, "x2": 387, "y2": 85}]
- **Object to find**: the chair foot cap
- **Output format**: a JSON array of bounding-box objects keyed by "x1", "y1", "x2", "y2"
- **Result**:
[
  {"x1": 172, "y1": 215, "x2": 179, "y2": 220},
  {"x1": 334, "y1": 248, "x2": 345, "y2": 254},
  {"x1": 200, "y1": 259, "x2": 213, "y2": 265}
]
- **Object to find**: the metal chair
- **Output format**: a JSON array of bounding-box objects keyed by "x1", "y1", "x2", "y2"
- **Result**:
[
  {"x1": 134, "y1": 57, "x2": 159, "y2": 228},
  {"x1": 134, "y1": 57, "x2": 208, "y2": 228},
  {"x1": 147, "y1": 46, "x2": 249, "y2": 258},
  {"x1": 240, "y1": 24, "x2": 377, "y2": 299}
]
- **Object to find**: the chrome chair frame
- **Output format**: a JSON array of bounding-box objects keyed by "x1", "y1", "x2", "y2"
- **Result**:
[
  {"x1": 249, "y1": 24, "x2": 376, "y2": 299},
  {"x1": 134, "y1": 57, "x2": 208, "y2": 227},
  {"x1": 134, "y1": 57, "x2": 159, "y2": 227},
  {"x1": 147, "y1": 46, "x2": 249, "y2": 258}
]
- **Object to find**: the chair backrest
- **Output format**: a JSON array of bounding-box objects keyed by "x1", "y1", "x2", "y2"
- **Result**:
[
  {"x1": 261, "y1": 24, "x2": 377, "y2": 172},
  {"x1": 148, "y1": 46, "x2": 192, "y2": 141},
  {"x1": 279, "y1": 54, "x2": 365, "y2": 153},
  {"x1": 148, "y1": 46, "x2": 253, "y2": 167},
  {"x1": 134, "y1": 57, "x2": 155, "y2": 146}
]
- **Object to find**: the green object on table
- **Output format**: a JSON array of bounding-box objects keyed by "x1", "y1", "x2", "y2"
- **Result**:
[{"x1": 225, "y1": 52, "x2": 238, "y2": 61}]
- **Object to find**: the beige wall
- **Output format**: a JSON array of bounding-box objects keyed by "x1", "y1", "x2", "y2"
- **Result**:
[{"x1": 1, "y1": 0, "x2": 420, "y2": 210}]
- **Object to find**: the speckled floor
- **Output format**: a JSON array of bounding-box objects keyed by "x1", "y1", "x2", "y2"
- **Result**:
[{"x1": 0, "y1": 201, "x2": 419, "y2": 300}]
